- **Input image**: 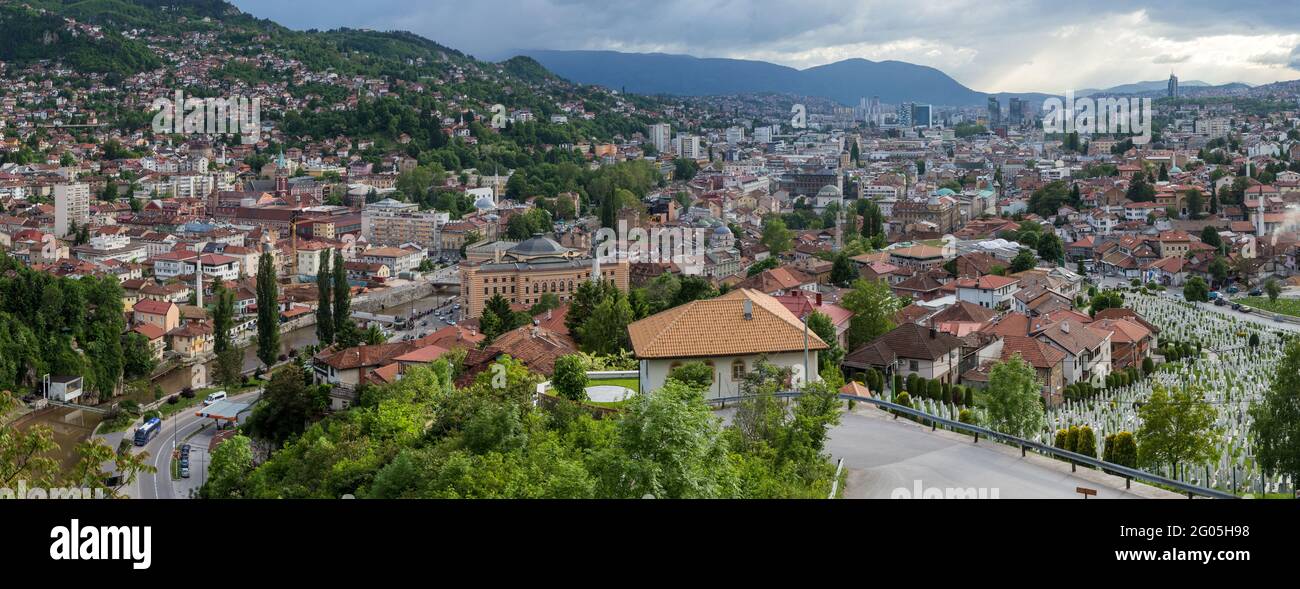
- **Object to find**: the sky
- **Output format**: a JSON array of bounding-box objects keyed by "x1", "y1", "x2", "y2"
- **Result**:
[{"x1": 229, "y1": 0, "x2": 1300, "y2": 93}]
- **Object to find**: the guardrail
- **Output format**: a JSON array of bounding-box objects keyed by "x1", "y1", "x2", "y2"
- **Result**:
[
  {"x1": 706, "y1": 391, "x2": 1236, "y2": 499},
  {"x1": 828, "y1": 458, "x2": 844, "y2": 499}
]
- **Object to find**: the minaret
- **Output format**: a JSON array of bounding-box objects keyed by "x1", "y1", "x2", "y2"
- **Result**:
[
  {"x1": 590, "y1": 239, "x2": 601, "y2": 284},
  {"x1": 1251, "y1": 163, "x2": 1265, "y2": 238},
  {"x1": 195, "y1": 259, "x2": 204, "y2": 308}
]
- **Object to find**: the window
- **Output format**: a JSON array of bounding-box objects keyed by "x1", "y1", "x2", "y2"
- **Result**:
[
  {"x1": 731, "y1": 360, "x2": 746, "y2": 380},
  {"x1": 909, "y1": 360, "x2": 919, "y2": 372}
]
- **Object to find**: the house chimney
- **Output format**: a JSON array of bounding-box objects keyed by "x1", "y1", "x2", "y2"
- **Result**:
[
  {"x1": 929, "y1": 327, "x2": 937, "y2": 339},
  {"x1": 815, "y1": 292, "x2": 822, "y2": 306},
  {"x1": 743, "y1": 299, "x2": 753, "y2": 320}
]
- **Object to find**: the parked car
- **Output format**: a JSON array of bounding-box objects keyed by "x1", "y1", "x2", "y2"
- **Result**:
[
  {"x1": 203, "y1": 390, "x2": 227, "y2": 406},
  {"x1": 180, "y1": 465, "x2": 190, "y2": 478},
  {"x1": 1214, "y1": 298, "x2": 1227, "y2": 306},
  {"x1": 1240, "y1": 306, "x2": 1253, "y2": 314},
  {"x1": 1250, "y1": 288, "x2": 1263, "y2": 297},
  {"x1": 1227, "y1": 286, "x2": 1240, "y2": 294},
  {"x1": 1231, "y1": 303, "x2": 1242, "y2": 311}
]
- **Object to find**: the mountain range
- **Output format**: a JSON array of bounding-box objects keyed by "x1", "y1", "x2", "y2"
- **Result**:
[{"x1": 515, "y1": 49, "x2": 1258, "y2": 107}]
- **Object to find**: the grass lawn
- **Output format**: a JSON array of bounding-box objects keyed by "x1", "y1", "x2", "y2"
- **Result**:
[
  {"x1": 1237, "y1": 296, "x2": 1300, "y2": 317},
  {"x1": 587, "y1": 377, "x2": 639, "y2": 393}
]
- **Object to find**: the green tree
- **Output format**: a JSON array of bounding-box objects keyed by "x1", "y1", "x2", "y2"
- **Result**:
[
  {"x1": 1183, "y1": 276, "x2": 1210, "y2": 302},
  {"x1": 212, "y1": 284, "x2": 235, "y2": 355},
  {"x1": 1209, "y1": 256, "x2": 1229, "y2": 286},
  {"x1": 122, "y1": 332, "x2": 156, "y2": 378},
  {"x1": 1250, "y1": 341, "x2": 1300, "y2": 487},
  {"x1": 830, "y1": 252, "x2": 857, "y2": 286},
  {"x1": 806, "y1": 311, "x2": 843, "y2": 371},
  {"x1": 668, "y1": 362, "x2": 715, "y2": 392},
  {"x1": 1136, "y1": 384, "x2": 1220, "y2": 475},
  {"x1": 244, "y1": 366, "x2": 327, "y2": 446},
  {"x1": 1111, "y1": 432, "x2": 1138, "y2": 467},
  {"x1": 1201, "y1": 225, "x2": 1223, "y2": 251},
  {"x1": 579, "y1": 293, "x2": 634, "y2": 355},
  {"x1": 747, "y1": 256, "x2": 780, "y2": 277},
  {"x1": 760, "y1": 216, "x2": 793, "y2": 256},
  {"x1": 315, "y1": 250, "x2": 334, "y2": 345},
  {"x1": 332, "y1": 250, "x2": 353, "y2": 341},
  {"x1": 982, "y1": 354, "x2": 1045, "y2": 438},
  {"x1": 592, "y1": 380, "x2": 736, "y2": 498},
  {"x1": 201, "y1": 434, "x2": 254, "y2": 499},
  {"x1": 1185, "y1": 189, "x2": 1203, "y2": 219},
  {"x1": 255, "y1": 252, "x2": 280, "y2": 367},
  {"x1": 1265, "y1": 277, "x2": 1281, "y2": 302},
  {"x1": 840, "y1": 278, "x2": 900, "y2": 351},
  {"x1": 1010, "y1": 248, "x2": 1037, "y2": 273},
  {"x1": 215, "y1": 347, "x2": 243, "y2": 388},
  {"x1": 1036, "y1": 233, "x2": 1063, "y2": 265},
  {"x1": 1076, "y1": 425, "x2": 1097, "y2": 458},
  {"x1": 551, "y1": 355, "x2": 589, "y2": 402}
]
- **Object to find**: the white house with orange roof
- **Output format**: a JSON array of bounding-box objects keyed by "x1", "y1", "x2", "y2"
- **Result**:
[{"x1": 627, "y1": 288, "x2": 829, "y2": 399}]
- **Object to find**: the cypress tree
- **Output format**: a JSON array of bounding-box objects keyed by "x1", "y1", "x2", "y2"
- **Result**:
[
  {"x1": 255, "y1": 252, "x2": 280, "y2": 367},
  {"x1": 316, "y1": 249, "x2": 334, "y2": 344},
  {"x1": 213, "y1": 283, "x2": 234, "y2": 355},
  {"x1": 332, "y1": 249, "x2": 352, "y2": 339}
]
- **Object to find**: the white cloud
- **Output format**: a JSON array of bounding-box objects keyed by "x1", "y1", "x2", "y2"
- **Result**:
[{"x1": 230, "y1": 0, "x2": 1300, "y2": 92}]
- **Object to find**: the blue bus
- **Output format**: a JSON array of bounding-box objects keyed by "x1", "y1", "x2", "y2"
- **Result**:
[{"x1": 133, "y1": 417, "x2": 161, "y2": 446}]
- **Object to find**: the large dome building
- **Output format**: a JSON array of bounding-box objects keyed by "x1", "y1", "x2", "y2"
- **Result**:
[{"x1": 459, "y1": 233, "x2": 629, "y2": 319}]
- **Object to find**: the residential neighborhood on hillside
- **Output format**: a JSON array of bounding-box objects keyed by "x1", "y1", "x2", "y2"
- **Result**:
[{"x1": 0, "y1": 3, "x2": 1297, "y2": 572}]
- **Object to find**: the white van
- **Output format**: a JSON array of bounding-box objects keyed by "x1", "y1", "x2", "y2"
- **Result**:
[{"x1": 203, "y1": 391, "x2": 227, "y2": 406}]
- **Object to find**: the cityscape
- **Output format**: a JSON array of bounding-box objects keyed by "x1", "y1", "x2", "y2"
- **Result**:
[{"x1": 0, "y1": 0, "x2": 1298, "y2": 520}]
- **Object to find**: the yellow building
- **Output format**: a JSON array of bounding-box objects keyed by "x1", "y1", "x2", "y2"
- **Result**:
[{"x1": 460, "y1": 235, "x2": 629, "y2": 318}]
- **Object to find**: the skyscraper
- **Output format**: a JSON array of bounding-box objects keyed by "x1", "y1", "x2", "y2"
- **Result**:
[
  {"x1": 1008, "y1": 97, "x2": 1025, "y2": 127},
  {"x1": 897, "y1": 102, "x2": 913, "y2": 128},
  {"x1": 648, "y1": 123, "x2": 672, "y2": 154},
  {"x1": 1168, "y1": 73, "x2": 1179, "y2": 98},
  {"x1": 987, "y1": 96, "x2": 1002, "y2": 128},
  {"x1": 911, "y1": 104, "x2": 932, "y2": 128},
  {"x1": 54, "y1": 183, "x2": 90, "y2": 238}
]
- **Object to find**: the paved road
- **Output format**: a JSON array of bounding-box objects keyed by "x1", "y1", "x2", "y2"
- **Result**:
[
  {"x1": 827, "y1": 409, "x2": 1169, "y2": 498},
  {"x1": 128, "y1": 390, "x2": 260, "y2": 499},
  {"x1": 386, "y1": 295, "x2": 462, "y2": 342},
  {"x1": 720, "y1": 405, "x2": 1177, "y2": 499}
]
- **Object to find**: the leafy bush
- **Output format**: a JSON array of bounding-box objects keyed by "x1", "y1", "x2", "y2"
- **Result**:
[
  {"x1": 1111, "y1": 431, "x2": 1138, "y2": 467},
  {"x1": 1076, "y1": 425, "x2": 1097, "y2": 458},
  {"x1": 958, "y1": 409, "x2": 977, "y2": 425},
  {"x1": 167, "y1": 395, "x2": 179, "y2": 405}
]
